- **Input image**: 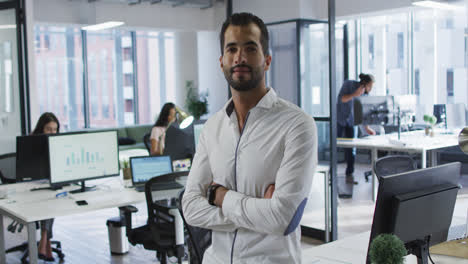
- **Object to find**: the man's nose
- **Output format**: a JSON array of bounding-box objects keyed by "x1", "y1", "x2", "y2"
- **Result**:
[{"x1": 234, "y1": 49, "x2": 246, "y2": 65}]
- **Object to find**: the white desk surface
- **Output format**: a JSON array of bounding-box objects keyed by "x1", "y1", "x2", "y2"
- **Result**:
[
  {"x1": 0, "y1": 178, "x2": 179, "y2": 223},
  {"x1": 302, "y1": 231, "x2": 466, "y2": 264},
  {"x1": 0, "y1": 177, "x2": 183, "y2": 264},
  {"x1": 337, "y1": 130, "x2": 459, "y2": 152}
]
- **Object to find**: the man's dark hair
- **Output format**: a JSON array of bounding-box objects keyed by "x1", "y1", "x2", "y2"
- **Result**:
[
  {"x1": 219, "y1": 12, "x2": 269, "y2": 56},
  {"x1": 154, "y1": 102, "x2": 176, "y2": 127},
  {"x1": 359, "y1": 73, "x2": 375, "y2": 85},
  {"x1": 32, "y1": 112, "x2": 60, "y2": 135}
]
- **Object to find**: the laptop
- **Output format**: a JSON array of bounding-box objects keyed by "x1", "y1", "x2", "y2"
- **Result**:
[{"x1": 130, "y1": 155, "x2": 183, "y2": 192}]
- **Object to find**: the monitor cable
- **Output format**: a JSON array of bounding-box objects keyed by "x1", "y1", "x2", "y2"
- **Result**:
[{"x1": 427, "y1": 235, "x2": 435, "y2": 264}]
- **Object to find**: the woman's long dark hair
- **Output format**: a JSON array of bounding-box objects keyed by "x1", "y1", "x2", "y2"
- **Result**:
[
  {"x1": 32, "y1": 112, "x2": 60, "y2": 135},
  {"x1": 154, "y1": 103, "x2": 175, "y2": 127},
  {"x1": 359, "y1": 73, "x2": 375, "y2": 85}
]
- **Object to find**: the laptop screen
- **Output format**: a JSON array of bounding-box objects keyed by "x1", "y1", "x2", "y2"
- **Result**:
[{"x1": 130, "y1": 155, "x2": 173, "y2": 185}]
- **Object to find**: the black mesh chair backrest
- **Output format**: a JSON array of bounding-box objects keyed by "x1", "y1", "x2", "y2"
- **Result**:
[
  {"x1": 0, "y1": 153, "x2": 16, "y2": 184},
  {"x1": 178, "y1": 189, "x2": 212, "y2": 264},
  {"x1": 145, "y1": 175, "x2": 179, "y2": 242},
  {"x1": 143, "y1": 133, "x2": 151, "y2": 154},
  {"x1": 373, "y1": 155, "x2": 417, "y2": 180}
]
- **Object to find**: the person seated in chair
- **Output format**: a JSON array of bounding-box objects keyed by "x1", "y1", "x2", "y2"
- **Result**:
[
  {"x1": 31, "y1": 112, "x2": 60, "y2": 261},
  {"x1": 150, "y1": 103, "x2": 176, "y2": 155}
]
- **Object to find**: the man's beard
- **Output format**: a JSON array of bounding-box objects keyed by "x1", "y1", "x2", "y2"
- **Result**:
[{"x1": 223, "y1": 64, "x2": 263, "y2": 92}]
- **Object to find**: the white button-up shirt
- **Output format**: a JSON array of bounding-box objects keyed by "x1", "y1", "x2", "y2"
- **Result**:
[{"x1": 182, "y1": 88, "x2": 318, "y2": 264}]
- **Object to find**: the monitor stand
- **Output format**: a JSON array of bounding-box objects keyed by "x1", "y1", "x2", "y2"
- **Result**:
[
  {"x1": 407, "y1": 239, "x2": 429, "y2": 264},
  {"x1": 69, "y1": 181, "x2": 96, "y2": 194}
]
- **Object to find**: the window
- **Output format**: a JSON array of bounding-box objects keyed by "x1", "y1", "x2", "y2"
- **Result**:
[
  {"x1": 465, "y1": 37, "x2": 467, "y2": 67},
  {"x1": 44, "y1": 33, "x2": 50, "y2": 50},
  {"x1": 86, "y1": 29, "x2": 135, "y2": 127},
  {"x1": 32, "y1": 24, "x2": 179, "y2": 131},
  {"x1": 31, "y1": 25, "x2": 84, "y2": 131},
  {"x1": 413, "y1": 9, "x2": 467, "y2": 105},
  {"x1": 414, "y1": 69, "x2": 420, "y2": 96},
  {"x1": 368, "y1": 34, "x2": 374, "y2": 69},
  {"x1": 135, "y1": 31, "x2": 176, "y2": 124},
  {"x1": 447, "y1": 69, "x2": 454, "y2": 103},
  {"x1": 397, "y1": 32, "x2": 404, "y2": 68}
]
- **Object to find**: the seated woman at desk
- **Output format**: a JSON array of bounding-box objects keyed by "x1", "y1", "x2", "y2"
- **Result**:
[
  {"x1": 150, "y1": 102, "x2": 176, "y2": 155},
  {"x1": 31, "y1": 112, "x2": 60, "y2": 261}
]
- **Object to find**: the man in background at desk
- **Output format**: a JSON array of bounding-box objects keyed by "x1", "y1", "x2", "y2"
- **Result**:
[{"x1": 337, "y1": 73, "x2": 376, "y2": 185}]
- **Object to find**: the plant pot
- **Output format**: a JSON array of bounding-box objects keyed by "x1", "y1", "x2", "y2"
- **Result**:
[
  {"x1": 122, "y1": 168, "x2": 132, "y2": 180},
  {"x1": 425, "y1": 127, "x2": 434, "y2": 137}
]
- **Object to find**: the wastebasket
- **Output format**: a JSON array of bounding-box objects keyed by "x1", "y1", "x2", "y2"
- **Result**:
[{"x1": 106, "y1": 216, "x2": 129, "y2": 254}]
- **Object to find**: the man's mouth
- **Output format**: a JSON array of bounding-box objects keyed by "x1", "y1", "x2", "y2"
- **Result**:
[{"x1": 231, "y1": 65, "x2": 252, "y2": 74}]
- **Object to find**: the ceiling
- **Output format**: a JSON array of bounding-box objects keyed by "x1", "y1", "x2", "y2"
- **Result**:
[{"x1": 83, "y1": 0, "x2": 223, "y2": 9}]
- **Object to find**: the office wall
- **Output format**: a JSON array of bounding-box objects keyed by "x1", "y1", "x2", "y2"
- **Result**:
[
  {"x1": 174, "y1": 31, "x2": 199, "y2": 109},
  {"x1": 197, "y1": 31, "x2": 228, "y2": 116}
]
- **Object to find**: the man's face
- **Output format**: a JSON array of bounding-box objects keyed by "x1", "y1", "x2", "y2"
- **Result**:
[{"x1": 220, "y1": 23, "x2": 271, "y2": 92}]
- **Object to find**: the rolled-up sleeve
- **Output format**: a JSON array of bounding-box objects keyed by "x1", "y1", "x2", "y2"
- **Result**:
[
  {"x1": 182, "y1": 129, "x2": 237, "y2": 232},
  {"x1": 221, "y1": 116, "x2": 318, "y2": 236}
]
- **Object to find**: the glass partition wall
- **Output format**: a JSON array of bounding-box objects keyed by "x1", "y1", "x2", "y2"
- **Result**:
[{"x1": 267, "y1": 19, "x2": 341, "y2": 242}]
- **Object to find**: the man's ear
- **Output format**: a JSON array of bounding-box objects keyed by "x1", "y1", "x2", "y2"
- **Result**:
[
  {"x1": 219, "y1": 55, "x2": 224, "y2": 70},
  {"x1": 264, "y1": 55, "x2": 272, "y2": 71}
]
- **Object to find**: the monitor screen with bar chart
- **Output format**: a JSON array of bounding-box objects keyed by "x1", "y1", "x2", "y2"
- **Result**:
[{"x1": 48, "y1": 130, "x2": 119, "y2": 187}]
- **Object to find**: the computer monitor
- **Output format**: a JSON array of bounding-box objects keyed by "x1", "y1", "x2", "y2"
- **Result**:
[
  {"x1": 48, "y1": 130, "x2": 119, "y2": 192},
  {"x1": 394, "y1": 95, "x2": 417, "y2": 126},
  {"x1": 354, "y1": 96, "x2": 394, "y2": 126},
  {"x1": 164, "y1": 123, "x2": 194, "y2": 161},
  {"x1": 130, "y1": 155, "x2": 173, "y2": 186},
  {"x1": 192, "y1": 119, "x2": 206, "y2": 152},
  {"x1": 367, "y1": 162, "x2": 461, "y2": 264},
  {"x1": 16, "y1": 134, "x2": 50, "y2": 182},
  {"x1": 433, "y1": 104, "x2": 447, "y2": 126}
]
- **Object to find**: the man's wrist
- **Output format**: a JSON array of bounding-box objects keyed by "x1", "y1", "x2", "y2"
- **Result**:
[
  {"x1": 207, "y1": 184, "x2": 223, "y2": 206},
  {"x1": 214, "y1": 187, "x2": 229, "y2": 208}
]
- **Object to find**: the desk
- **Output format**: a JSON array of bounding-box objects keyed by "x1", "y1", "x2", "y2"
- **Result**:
[
  {"x1": 337, "y1": 130, "x2": 459, "y2": 200},
  {"x1": 302, "y1": 231, "x2": 465, "y2": 264},
  {"x1": 0, "y1": 178, "x2": 179, "y2": 264}
]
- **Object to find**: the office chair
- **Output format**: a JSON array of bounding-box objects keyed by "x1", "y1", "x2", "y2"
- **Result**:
[
  {"x1": 0, "y1": 153, "x2": 16, "y2": 184},
  {"x1": 177, "y1": 189, "x2": 211, "y2": 264},
  {"x1": 120, "y1": 175, "x2": 185, "y2": 264},
  {"x1": 0, "y1": 152, "x2": 65, "y2": 263},
  {"x1": 373, "y1": 155, "x2": 417, "y2": 182},
  {"x1": 143, "y1": 132, "x2": 152, "y2": 154}
]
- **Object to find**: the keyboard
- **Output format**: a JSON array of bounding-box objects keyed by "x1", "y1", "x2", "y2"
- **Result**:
[{"x1": 134, "y1": 182, "x2": 183, "y2": 192}]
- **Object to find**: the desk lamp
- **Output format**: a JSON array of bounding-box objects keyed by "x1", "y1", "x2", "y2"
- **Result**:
[{"x1": 175, "y1": 106, "x2": 194, "y2": 129}]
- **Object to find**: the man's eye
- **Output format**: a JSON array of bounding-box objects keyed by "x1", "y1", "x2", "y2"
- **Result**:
[
  {"x1": 246, "y1": 47, "x2": 257, "y2": 52},
  {"x1": 227, "y1": 47, "x2": 237, "y2": 53}
]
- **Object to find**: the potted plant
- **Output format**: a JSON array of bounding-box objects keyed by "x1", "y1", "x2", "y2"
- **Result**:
[
  {"x1": 185, "y1": 80, "x2": 208, "y2": 120},
  {"x1": 369, "y1": 233, "x2": 407, "y2": 264},
  {"x1": 121, "y1": 159, "x2": 132, "y2": 181},
  {"x1": 423, "y1": 114, "x2": 437, "y2": 137}
]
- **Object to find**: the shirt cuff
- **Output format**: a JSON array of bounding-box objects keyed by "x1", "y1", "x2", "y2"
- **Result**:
[{"x1": 221, "y1": 190, "x2": 244, "y2": 219}]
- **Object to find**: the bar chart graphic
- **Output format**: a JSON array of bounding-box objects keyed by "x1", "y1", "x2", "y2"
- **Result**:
[{"x1": 66, "y1": 148, "x2": 104, "y2": 166}]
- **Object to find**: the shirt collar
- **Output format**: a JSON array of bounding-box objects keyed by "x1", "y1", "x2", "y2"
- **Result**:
[{"x1": 224, "y1": 87, "x2": 278, "y2": 117}]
